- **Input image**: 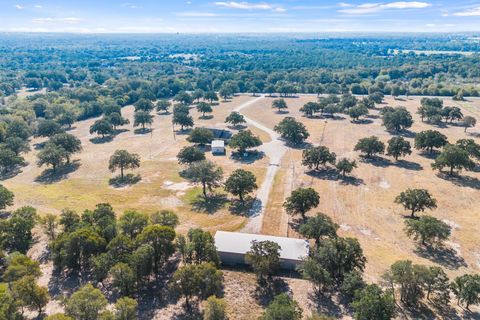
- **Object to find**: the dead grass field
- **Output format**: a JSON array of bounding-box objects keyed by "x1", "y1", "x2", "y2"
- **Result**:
[
  {"x1": 3, "y1": 95, "x2": 269, "y2": 234},
  {"x1": 9, "y1": 93, "x2": 480, "y2": 318},
  {"x1": 242, "y1": 95, "x2": 480, "y2": 284}
]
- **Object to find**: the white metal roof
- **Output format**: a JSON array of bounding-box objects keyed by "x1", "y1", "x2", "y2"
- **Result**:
[
  {"x1": 211, "y1": 140, "x2": 225, "y2": 148},
  {"x1": 214, "y1": 231, "x2": 309, "y2": 261}
]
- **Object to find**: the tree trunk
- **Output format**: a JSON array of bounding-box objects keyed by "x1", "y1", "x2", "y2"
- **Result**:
[
  {"x1": 239, "y1": 193, "x2": 244, "y2": 203},
  {"x1": 202, "y1": 182, "x2": 207, "y2": 198},
  {"x1": 121, "y1": 166, "x2": 124, "y2": 179},
  {"x1": 450, "y1": 166, "x2": 454, "y2": 175}
]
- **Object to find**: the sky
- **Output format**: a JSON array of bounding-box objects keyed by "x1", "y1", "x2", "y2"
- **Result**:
[{"x1": 1, "y1": 0, "x2": 480, "y2": 33}]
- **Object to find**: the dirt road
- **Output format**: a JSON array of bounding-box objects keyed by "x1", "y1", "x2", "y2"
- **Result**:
[{"x1": 234, "y1": 96, "x2": 288, "y2": 233}]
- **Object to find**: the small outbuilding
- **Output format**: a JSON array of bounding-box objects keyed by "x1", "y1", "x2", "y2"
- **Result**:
[
  {"x1": 211, "y1": 140, "x2": 225, "y2": 155},
  {"x1": 214, "y1": 231, "x2": 309, "y2": 270}
]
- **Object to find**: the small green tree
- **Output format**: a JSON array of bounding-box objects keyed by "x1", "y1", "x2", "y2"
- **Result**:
[
  {"x1": 177, "y1": 228, "x2": 220, "y2": 266},
  {"x1": 108, "y1": 150, "x2": 141, "y2": 180},
  {"x1": 196, "y1": 102, "x2": 213, "y2": 118},
  {"x1": 224, "y1": 169, "x2": 258, "y2": 202},
  {"x1": 229, "y1": 130, "x2": 262, "y2": 154},
  {"x1": 302, "y1": 146, "x2": 336, "y2": 171},
  {"x1": 351, "y1": 284, "x2": 396, "y2": 320},
  {"x1": 335, "y1": 158, "x2": 357, "y2": 177},
  {"x1": 283, "y1": 187, "x2": 320, "y2": 219},
  {"x1": 37, "y1": 144, "x2": 69, "y2": 171},
  {"x1": 298, "y1": 213, "x2": 339, "y2": 245},
  {"x1": 354, "y1": 136, "x2": 385, "y2": 158},
  {"x1": 386, "y1": 136, "x2": 412, "y2": 160},
  {"x1": 65, "y1": 284, "x2": 108, "y2": 320},
  {"x1": 404, "y1": 215, "x2": 451, "y2": 248},
  {"x1": 114, "y1": 297, "x2": 138, "y2": 320},
  {"x1": 0, "y1": 184, "x2": 14, "y2": 210},
  {"x1": 187, "y1": 127, "x2": 214, "y2": 145},
  {"x1": 150, "y1": 210, "x2": 179, "y2": 228},
  {"x1": 414, "y1": 130, "x2": 448, "y2": 154},
  {"x1": 245, "y1": 240, "x2": 281, "y2": 285},
  {"x1": 156, "y1": 100, "x2": 172, "y2": 114},
  {"x1": 274, "y1": 117, "x2": 310, "y2": 145},
  {"x1": 456, "y1": 139, "x2": 480, "y2": 160},
  {"x1": 395, "y1": 188, "x2": 437, "y2": 218},
  {"x1": 12, "y1": 275, "x2": 49, "y2": 315},
  {"x1": 272, "y1": 99, "x2": 288, "y2": 112},
  {"x1": 177, "y1": 146, "x2": 206, "y2": 165},
  {"x1": 136, "y1": 225, "x2": 176, "y2": 273},
  {"x1": 134, "y1": 98, "x2": 154, "y2": 112},
  {"x1": 462, "y1": 116, "x2": 477, "y2": 132},
  {"x1": 261, "y1": 294, "x2": 303, "y2": 320},
  {"x1": 49, "y1": 133, "x2": 82, "y2": 164},
  {"x1": 183, "y1": 160, "x2": 224, "y2": 198},
  {"x1": 133, "y1": 110, "x2": 153, "y2": 130},
  {"x1": 107, "y1": 112, "x2": 130, "y2": 130},
  {"x1": 432, "y1": 144, "x2": 475, "y2": 175},
  {"x1": 36, "y1": 119, "x2": 64, "y2": 137},
  {"x1": 203, "y1": 296, "x2": 227, "y2": 320},
  {"x1": 90, "y1": 119, "x2": 114, "y2": 138},
  {"x1": 451, "y1": 274, "x2": 480, "y2": 310},
  {"x1": 109, "y1": 263, "x2": 136, "y2": 296},
  {"x1": 382, "y1": 107, "x2": 413, "y2": 132},
  {"x1": 118, "y1": 210, "x2": 148, "y2": 239},
  {"x1": 225, "y1": 111, "x2": 246, "y2": 127},
  {"x1": 300, "y1": 102, "x2": 321, "y2": 117},
  {"x1": 348, "y1": 104, "x2": 369, "y2": 122},
  {"x1": 3, "y1": 136, "x2": 30, "y2": 155},
  {"x1": 170, "y1": 263, "x2": 223, "y2": 312}
]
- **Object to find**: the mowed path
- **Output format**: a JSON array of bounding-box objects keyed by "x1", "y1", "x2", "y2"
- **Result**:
[{"x1": 234, "y1": 95, "x2": 288, "y2": 233}]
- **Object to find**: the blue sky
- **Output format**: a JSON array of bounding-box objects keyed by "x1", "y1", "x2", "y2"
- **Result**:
[{"x1": 1, "y1": 0, "x2": 480, "y2": 33}]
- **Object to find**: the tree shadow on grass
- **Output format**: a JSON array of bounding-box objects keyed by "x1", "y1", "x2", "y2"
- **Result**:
[
  {"x1": 436, "y1": 172, "x2": 480, "y2": 190},
  {"x1": 418, "y1": 151, "x2": 440, "y2": 160},
  {"x1": 134, "y1": 128, "x2": 153, "y2": 135},
  {"x1": 360, "y1": 156, "x2": 391, "y2": 168},
  {"x1": 35, "y1": 161, "x2": 81, "y2": 184},
  {"x1": 199, "y1": 115, "x2": 214, "y2": 120},
  {"x1": 393, "y1": 129, "x2": 416, "y2": 138},
  {"x1": 90, "y1": 135, "x2": 114, "y2": 144},
  {"x1": 0, "y1": 166, "x2": 24, "y2": 181},
  {"x1": 229, "y1": 198, "x2": 256, "y2": 216},
  {"x1": 254, "y1": 277, "x2": 291, "y2": 307},
  {"x1": 352, "y1": 119, "x2": 373, "y2": 125},
  {"x1": 397, "y1": 302, "x2": 436, "y2": 320},
  {"x1": 392, "y1": 159, "x2": 423, "y2": 171},
  {"x1": 175, "y1": 128, "x2": 192, "y2": 136},
  {"x1": 414, "y1": 246, "x2": 467, "y2": 270},
  {"x1": 230, "y1": 151, "x2": 265, "y2": 164},
  {"x1": 308, "y1": 292, "x2": 345, "y2": 319},
  {"x1": 306, "y1": 169, "x2": 364, "y2": 186},
  {"x1": 191, "y1": 194, "x2": 228, "y2": 214},
  {"x1": 113, "y1": 128, "x2": 129, "y2": 135},
  {"x1": 109, "y1": 174, "x2": 142, "y2": 187}
]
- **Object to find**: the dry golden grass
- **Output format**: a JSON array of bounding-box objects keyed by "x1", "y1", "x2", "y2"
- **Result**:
[
  {"x1": 242, "y1": 95, "x2": 480, "y2": 282},
  {"x1": 3, "y1": 95, "x2": 268, "y2": 234}
]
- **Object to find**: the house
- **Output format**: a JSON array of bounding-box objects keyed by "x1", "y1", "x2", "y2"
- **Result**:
[
  {"x1": 211, "y1": 140, "x2": 225, "y2": 154},
  {"x1": 214, "y1": 231, "x2": 309, "y2": 270}
]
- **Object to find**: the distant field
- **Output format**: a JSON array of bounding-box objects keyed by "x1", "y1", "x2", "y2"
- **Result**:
[{"x1": 392, "y1": 49, "x2": 478, "y2": 56}]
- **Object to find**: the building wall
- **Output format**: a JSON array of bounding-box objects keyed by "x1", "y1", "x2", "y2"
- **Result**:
[{"x1": 218, "y1": 251, "x2": 301, "y2": 270}]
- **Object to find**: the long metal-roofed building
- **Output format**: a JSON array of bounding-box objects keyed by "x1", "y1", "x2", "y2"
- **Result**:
[{"x1": 214, "y1": 231, "x2": 309, "y2": 270}]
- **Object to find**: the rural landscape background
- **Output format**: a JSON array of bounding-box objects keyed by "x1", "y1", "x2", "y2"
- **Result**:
[{"x1": 1, "y1": 2, "x2": 480, "y2": 319}]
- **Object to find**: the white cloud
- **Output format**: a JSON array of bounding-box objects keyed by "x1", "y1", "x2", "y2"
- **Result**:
[
  {"x1": 15, "y1": 4, "x2": 24, "y2": 9},
  {"x1": 338, "y1": 2, "x2": 353, "y2": 7},
  {"x1": 177, "y1": 12, "x2": 219, "y2": 17},
  {"x1": 32, "y1": 17, "x2": 82, "y2": 24},
  {"x1": 34, "y1": 5, "x2": 43, "y2": 8},
  {"x1": 214, "y1": 1, "x2": 285, "y2": 12},
  {"x1": 452, "y1": 7, "x2": 480, "y2": 17},
  {"x1": 339, "y1": 1, "x2": 430, "y2": 14},
  {"x1": 121, "y1": 3, "x2": 141, "y2": 9}
]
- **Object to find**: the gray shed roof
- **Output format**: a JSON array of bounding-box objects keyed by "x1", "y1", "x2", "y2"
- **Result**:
[{"x1": 214, "y1": 231, "x2": 309, "y2": 261}]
